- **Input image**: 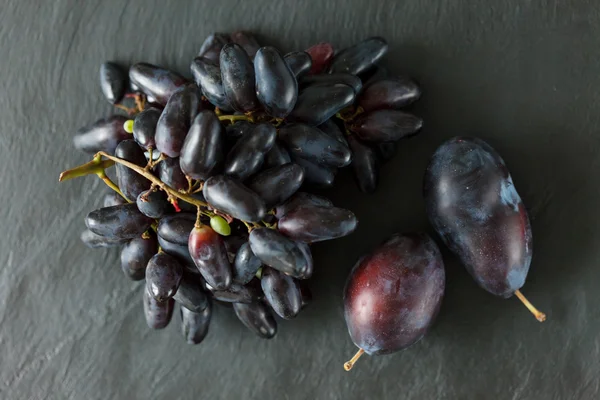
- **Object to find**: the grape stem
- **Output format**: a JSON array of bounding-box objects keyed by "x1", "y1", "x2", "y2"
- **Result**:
[
  {"x1": 97, "y1": 171, "x2": 129, "y2": 201},
  {"x1": 218, "y1": 114, "x2": 253, "y2": 124},
  {"x1": 514, "y1": 290, "x2": 546, "y2": 322},
  {"x1": 344, "y1": 348, "x2": 365, "y2": 371}
]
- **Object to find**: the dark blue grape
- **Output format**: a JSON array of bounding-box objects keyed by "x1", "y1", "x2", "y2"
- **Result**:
[
  {"x1": 350, "y1": 109, "x2": 422, "y2": 142},
  {"x1": 248, "y1": 227, "x2": 309, "y2": 278},
  {"x1": 155, "y1": 85, "x2": 202, "y2": 157},
  {"x1": 80, "y1": 229, "x2": 128, "y2": 248},
  {"x1": 220, "y1": 43, "x2": 259, "y2": 112},
  {"x1": 299, "y1": 281, "x2": 312, "y2": 309},
  {"x1": 254, "y1": 46, "x2": 298, "y2": 118},
  {"x1": 203, "y1": 175, "x2": 266, "y2": 222},
  {"x1": 279, "y1": 123, "x2": 352, "y2": 167},
  {"x1": 157, "y1": 213, "x2": 196, "y2": 245},
  {"x1": 145, "y1": 253, "x2": 183, "y2": 301},
  {"x1": 233, "y1": 242, "x2": 262, "y2": 284},
  {"x1": 181, "y1": 302, "x2": 212, "y2": 344},
  {"x1": 264, "y1": 141, "x2": 291, "y2": 169},
  {"x1": 133, "y1": 107, "x2": 161, "y2": 150},
  {"x1": 358, "y1": 77, "x2": 421, "y2": 112},
  {"x1": 188, "y1": 225, "x2": 232, "y2": 290},
  {"x1": 86, "y1": 203, "x2": 153, "y2": 240},
  {"x1": 295, "y1": 241, "x2": 314, "y2": 280},
  {"x1": 73, "y1": 116, "x2": 129, "y2": 154},
  {"x1": 360, "y1": 66, "x2": 388, "y2": 88},
  {"x1": 344, "y1": 233, "x2": 445, "y2": 357},
  {"x1": 274, "y1": 191, "x2": 333, "y2": 219},
  {"x1": 99, "y1": 62, "x2": 127, "y2": 104},
  {"x1": 120, "y1": 234, "x2": 158, "y2": 281},
  {"x1": 301, "y1": 73, "x2": 362, "y2": 94},
  {"x1": 278, "y1": 205, "x2": 358, "y2": 243},
  {"x1": 174, "y1": 272, "x2": 209, "y2": 312},
  {"x1": 198, "y1": 33, "x2": 231, "y2": 63},
  {"x1": 143, "y1": 286, "x2": 174, "y2": 329},
  {"x1": 190, "y1": 56, "x2": 233, "y2": 111},
  {"x1": 348, "y1": 135, "x2": 378, "y2": 193},
  {"x1": 247, "y1": 163, "x2": 304, "y2": 209},
  {"x1": 260, "y1": 267, "x2": 302, "y2": 319},
  {"x1": 157, "y1": 235, "x2": 197, "y2": 272},
  {"x1": 103, "y1": 192, "x2": 127, "y2": 208},
  {"x1": 157, "y1": 157, "x2": 188, "y2": 191},
  {"x1": 288, "y1": 84, "x2": 355, "y2": 126},
  {"x1": 224, "y1": 123, "x2": 277, "y2": 180},
  {"x1": 136, "y1": 189, "x2": 170, "y2": 218},
  {"x1": 319, "y1": 118, "x2": 349, "y2": 147},
  {"x1": 115, "y1": 140, "x2": 150, "y2": 201},
  {"x1": 129, "y1": 62, "x2": 188, "y2": 105},
  {"x1": 230, "y1": 31, "x2": 260, "y2": 59},
  {"x1": 290, "y1": 156, "x2": 337, "y2": 188},
  {"x1": 233, "y1": 301, "x2": 277, "y2": 339},
  {"x1": 327, "y1": 37, "x2": 388, "y2": 75},
  {"x1": 208, "y1": 278, "x2": 262, "y2": 304},
  {"x1": 284, "y1": 51, "x2": 312, "y2": 78},
  {"x1": 180, "y1": 110, "x2": 224, "y2": 180},
  {"x1": 423, "y1": 137, "x2": 532, "y2": 298},
  {"x1": 376, "y1": 141, "x2": 398, "y2": 163}
]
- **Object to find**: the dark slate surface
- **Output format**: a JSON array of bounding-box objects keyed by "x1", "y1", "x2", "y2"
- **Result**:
[{"x1": 1, "y1": 1, "x2": 599, "y2": 399}]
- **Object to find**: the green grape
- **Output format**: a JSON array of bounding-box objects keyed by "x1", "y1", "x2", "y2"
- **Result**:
[
  {"x1": 210, "y1": 215, "x2": 231, "y2": 236},
  {"x1": 123, "y1": 119, "x2": 134, "y2": 134}
]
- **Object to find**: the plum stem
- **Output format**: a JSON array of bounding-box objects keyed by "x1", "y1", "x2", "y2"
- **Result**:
[
  {"x1": 515, "y1": 289, "x2": 546, "y2": 322},
  {"x1": 344, "y1": 348, "x2": 365, "y2": 371}
]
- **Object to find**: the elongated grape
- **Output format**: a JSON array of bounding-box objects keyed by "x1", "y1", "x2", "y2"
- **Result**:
[
  {"x1": 143, "y1": 286, "x2": 174, "y2": 329},
  {"x1": 86, "y1": 203, "x2": 153, "y2": 239},
  {"x1": 319, "y1": 119, "x2": 349, "y2": 147},
  {"x1": 358, "y1": 77, "x2": 421, "y2": 112},
  {"x1": 157, "y1": 157, "x2": 187, "y2": 191},
  {"x1": 274, "y1": 191, "x2": 333, "y2": 219},
  {"x1": 157, "y1": 214, "x2": 196, "y2": 245},
  {"x1": 133, "y1": 107, "x2": 161, "y2": 149},
  {"x1": 121, "y1": 234, "x2": 158, "y2": 280},
  {"x1": 99, "y1": 62, "x2": 127, "y2": 104},
  {"x1": 248, "y1": 227, "x2": 309, "y2": 278},
  {"x1": 327, "y1": 37, "x2": 388, "y2": 75},
  {"x1": 155, "y1": 85, "x2": 202, "y2": 157},
  {"x1": 348, "y1": 136, "x2": 378, "y2": 193},
  {"x1": 224, "y1": 123, "x2": 277, "y2": 180},
  {"x1": 350, "y1": 110, "x2": 423, "y2": 142},
  {"x1": 233, "y1": 242, "x2": 262, "y2": 284},
  {"x1": 129, "y1": 62, "x2": 188, "y2": 105},
  {"x1": 73, "y1": 116, "x2": 129, "y2": 154},
  {"x1": 376, "y1": 141, "x2": 398, "y2": 163},
  {"x1": 255, "y1": 47, "x2": 298, "y2": 118},
  {"x1": 220, "y1": 43, "x2": 259, "y2": 112},
  {"x1": 290, "y1": 156, "x2": 337, "y2": 188},
  {"x1": 209, "y1": 278, "x2": 262, "y2": 303},
  {"x1": 190, "y1": 57, "x2": 232, "y2": 111},
  {"x1": 224, "y1": 234, "x2": 248, "y2": 256},
  {"x1": 288, "y1": 84, "x2": 355, "y2": 126},
  {"x1": 80, "y1": 229, "x2": 128, "y2": 248},
  {"x1": 247, "y1": 164, "x2": 304, "y2": 208},
  {"x1": 231, "y1": 31, "x2": 260, "y2": 59},
  {"x1": 189, "y1": 225, "x2": 232, "y2": 290},
  {"x1": 157, "y1": 235, "x2": 197, "y2": 272},
  {"x1": 198, "y1": 33, "x2": 231, "y2": 63},
  {"x1": 225, "y1": 120, "x2": 254, "y2": 140},
  {"x1": 264, "y1": 141, "x2": 291, "y2": 168},
  {"x1": 233, "y1": 301, "x2": 277, "y2": 339},
  {"x1": 115, "y1": 140, "x2": 150, "y2": 201},
  {"x1": 278, "y1": 205, "x2": 358, "y2": 243},
  {"x1": 306, "y1": 42, "x2": 334, "y2": 74},
  {"x1": 203, "y1": 175, "x2": 266, "y2": 222},
  {"x1": 279, "y1": 123, "x2": 352, "y2": 167},
  {"x1": 261, "y1": 267, "x2": 302, "y2": 319},
  {"x1": 146, "y1": 253, "x2": 183, "y2": 301},
  {"x1": 136, "y1": 189, "x2": 170, "y2": 218},
  {"x1": 174, "y1": 272, "x2": 209, "y2": 312},
  {"x1": 301, "y1": 73, "x2": 362, "y2": 94},
  {"x1": 299, "y1": 281, "x2": 312, "y2": 309},
  {"x1": 284, "y1": 51, "x2": 312, "y2": 78},
  {"x1": 180, "y1": 110, "x2": 224, "y2": 180},
  {"x1": 296, "y1": 242, "x2": 314, "y2": 280},
  {"x1": 103, "y1": 192, "x2": 127, "y2": 208},
  {"x1": 181, "y1": 302, "x2": 212, "y2": 344},
  {"x1": 360, "y1": 66, "x2": 389, "y2": 88}
]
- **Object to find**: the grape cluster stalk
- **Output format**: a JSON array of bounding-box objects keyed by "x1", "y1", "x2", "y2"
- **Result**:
[{"x1": 60, "y1": 32, "x2": 423, "y2": 343}]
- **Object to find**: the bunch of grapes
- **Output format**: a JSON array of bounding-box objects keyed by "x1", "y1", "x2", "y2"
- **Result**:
[{"x1": 60, "y1": 32, "x2": 422, "y2": 344}]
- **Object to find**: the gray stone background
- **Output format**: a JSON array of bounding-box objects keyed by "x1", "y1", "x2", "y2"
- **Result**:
[{"x1": 1, "y1": 0, "x2": 599, "y2": 399}]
